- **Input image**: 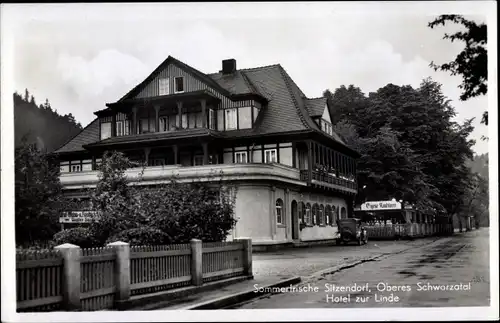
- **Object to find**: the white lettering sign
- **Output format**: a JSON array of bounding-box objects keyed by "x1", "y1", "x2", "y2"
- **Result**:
[
  {"x1": 59, "y1": 211, "x2": 97, "y2": 223},
  {"x1": 361, "y1": 201, "x2": 402, "y2": 211}
]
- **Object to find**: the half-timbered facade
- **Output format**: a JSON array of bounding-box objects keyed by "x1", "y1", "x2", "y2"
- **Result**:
[{"x1": 55, "y1": 56, "x2": 360, "y2": 248}]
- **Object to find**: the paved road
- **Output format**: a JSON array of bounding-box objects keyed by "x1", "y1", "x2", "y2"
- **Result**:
[
  {"x1": 237, "y1": 229, "x2": 490, "y2": 308},
  {"x1": 252, "y1": 237, "x2": 442, "y2": 280}
]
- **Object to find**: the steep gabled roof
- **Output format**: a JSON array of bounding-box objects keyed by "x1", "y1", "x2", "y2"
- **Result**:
[
  {"x1": 58, "y1": 56, "x2": 352, "y2": 154},
  {"x1": 118, "y1": 56, "x2": 231, "y2": 102},
  {"x1": 53, "y1": 119, "x2": 100, "y2": 154}
]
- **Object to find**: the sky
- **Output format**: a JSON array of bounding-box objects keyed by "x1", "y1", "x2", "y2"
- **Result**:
[{"x1": 3, "y1": 2, "x2": 495, "y2": 155}]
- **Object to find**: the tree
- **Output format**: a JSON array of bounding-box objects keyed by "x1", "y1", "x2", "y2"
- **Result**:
[
  {"x1": 43, "y1": 98, "x2": 51, "y2": 110},
  {"x1": 14, "y1": 90, "x2": 82, "y2": 152},
  {"x1": 326, "y1": 78, "x2": 475, "y2": 219},
  {"x1": 54, "y1": 151, "x2": 237, "y2": 246},
  {"x1": 15, "y1": 137, "x2": 63, "y2": 246},
  {"x1": 428, "y1": 15, "x2": 488, "y2": 126}
]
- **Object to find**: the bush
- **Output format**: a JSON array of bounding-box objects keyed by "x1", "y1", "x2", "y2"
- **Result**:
[
  {"x1": 106, "y1": 227, "x2": 170, "y2": 245},
  {"x1": 53, "y1": 227, "x2": 100, "y2": 248},
  {"x1": 86, "y1": 151, "x2": 237, "y2": 245}
]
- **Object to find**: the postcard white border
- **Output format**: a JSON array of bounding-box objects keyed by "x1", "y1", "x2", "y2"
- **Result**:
[{"x1": 1, "y1": 1, "x2": 498, "y2": 322}]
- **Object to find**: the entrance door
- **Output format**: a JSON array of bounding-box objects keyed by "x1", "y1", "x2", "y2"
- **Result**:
[{"x1": 291, "y1": 200, "x2": 299, "y2": 240}]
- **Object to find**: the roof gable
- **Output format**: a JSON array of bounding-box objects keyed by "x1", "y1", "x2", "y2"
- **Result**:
[
  {"x1": 118, "y1": 56, "x2": 231, "y2": 102},
  {"x1": 57, "y1": 57, "x2": 356, "y2": 155},
  {"x1": 322, "y1": 104, "x2": 332, "y2": 123},
  {"x1": 305, "y1": 97, "x2": 327, "y2": 118}
]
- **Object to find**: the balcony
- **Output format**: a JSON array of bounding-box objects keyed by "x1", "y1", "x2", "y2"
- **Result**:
[
  {"x1": 60, "y1": 163, "x2": 305, "y2": 190},
  {"x1": 300, "y1": 170, "x2": 357, "y2": 194}
]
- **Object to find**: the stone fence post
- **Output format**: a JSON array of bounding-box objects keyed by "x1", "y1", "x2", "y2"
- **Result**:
[
  {"x1": 236, "y1": 238, "x2": 253, "y2": 277},
  {"x1": 54, "y1": 243, "x2": 81, "y2": 311},
  {"x1": 190, "y1": 239, "x2": 203, "y2": 286},
  {"x1": 107, "y1": 241, "x2": 130, "y2": 309}
]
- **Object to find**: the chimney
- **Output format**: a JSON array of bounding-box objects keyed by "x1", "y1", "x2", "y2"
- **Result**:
[{"x1": 222, "y1": 59, "x2": 237, "y2": 74}]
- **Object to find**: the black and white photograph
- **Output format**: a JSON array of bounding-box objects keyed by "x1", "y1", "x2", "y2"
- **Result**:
[{"x1": 1, "y1": 2, "x2": 498, "y2": 322}]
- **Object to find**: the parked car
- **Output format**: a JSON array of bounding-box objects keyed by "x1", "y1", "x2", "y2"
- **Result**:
[{"x1": 336, "y1": 218, "x2": 368, "y2": 245}]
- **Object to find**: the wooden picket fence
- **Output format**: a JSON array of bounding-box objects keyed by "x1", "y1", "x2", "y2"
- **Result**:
[
  {"x1": 16, "y1": 250, "x2": 64, "y2": 312},
  {"x1": 16, "y1": 239, "x2": 251, "y2": 312},
  {"x1": 130, "y1": 244, "x2": 192, "y2": 296},
  {"x1": 365, "y1": 223, "x2": 453, "y2": 240},
  {"x1": 202, "y1": 241, "x2": 245, "y2": 283},
  {"x1": 80, "y1": 247, "x2": 116, "y2": 310}
]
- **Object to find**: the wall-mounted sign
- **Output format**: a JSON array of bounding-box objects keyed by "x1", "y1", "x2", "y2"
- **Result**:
[
  {"x1": 361, "y1": 201, "x2": 402, "y2": 211},
  {"x1": 59, "y1": 210, "x2": 96, "y2": 223}
]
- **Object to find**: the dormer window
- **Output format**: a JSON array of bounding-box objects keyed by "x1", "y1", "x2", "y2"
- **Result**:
[{"x1": 174, "y1": 77, "x2": 184, "y2": 93}]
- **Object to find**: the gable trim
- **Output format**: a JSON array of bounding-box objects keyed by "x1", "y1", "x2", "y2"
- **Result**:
[{"x1": 118, "y1": 56, "x2": 231, "y2": 102}]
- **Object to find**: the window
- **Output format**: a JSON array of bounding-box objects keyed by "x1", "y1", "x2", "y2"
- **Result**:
[
  {"x1": 225, "y1": 108, "x2": 237, "y2": 130},
  {"x1": 139, "y1": 119, "x2": 149, "y2": 133},
  {"x1": 208, "y1": 154, "x2": 218, "y2": 165},
  {"x1": 82, "y1": 160, "x2": 92, "y2": 171},
  {"x1": 264, "y1": 149, "x2": 277, "y2": 163},
  {"x1": 319, "y1": 204, "x2": 325, "y2": 225},
  {"x1": 312, "y1": 204, "x2": 318, "y2": 225},
  {"x1": 174, "y1": 77, "x2": 184, "y2": 93},
  {"x1": 159, "y1": 78, "x2": 170, "y2": 96},
  {"x1": 298, "y1": 202, "x2": 304, "y2": 224},
  {"x1": 159, "y1": 117, "x2": 169, "y2": 132},
  {"x1": 181, "y1": 113, "x2": 188, "y2": 129},
  {"x1": 325, "y1": 205, "x2": 332, "y2": 225},
  {"x1": 71, "y1": 164, "x2": 82, "y2": 172},
  {"x1": 276, "y1": 199, "x2": 284, "y2": 225},
  {"x1": 188, "y1": 113, "x2": 196, "y2": 128},
  {"x1": 209, "y1": 109, "x2": 216, "y2": 130},
  {"x1": 169, "y1": 116, "x2": 177, "y2": 130},
  {"x1": 305, "y1": 203, "x2": 312, "y2": 225},
  {"x1": 60, "y1": 162, "x2": 69, "y2": 173},
  {"x1": 194, "y1": 155, "x2": 204, "y2": 166},
  {"x1": 235, "y1": 151, "x2": 248, "y2": 164},
  {"x1": 116, "y1": 120, "x2": 130, "y2": 136},
  {"x1": 195, "y1": 112, "x2": 203, "y2": 128},
  {"x1": 100, "y1": 122, "x2": 111, "y2": 140}
]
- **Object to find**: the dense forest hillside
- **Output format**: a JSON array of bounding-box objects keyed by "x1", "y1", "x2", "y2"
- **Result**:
[{"x1": 14, "y1": 89, "x2": 83, "y2": 152}]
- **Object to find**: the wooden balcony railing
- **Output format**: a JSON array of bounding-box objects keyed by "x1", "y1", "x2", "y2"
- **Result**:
[{"x1": 300, "y1": 170, "x2": 357, "y2": 191}]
